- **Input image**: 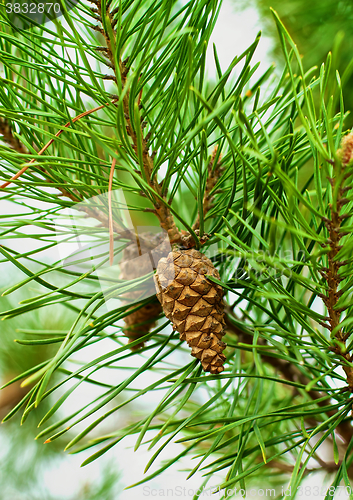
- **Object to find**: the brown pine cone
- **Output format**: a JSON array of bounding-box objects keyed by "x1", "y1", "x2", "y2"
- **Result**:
[
  {"x1": 154, "y1": 248, "x2": 226, "y2": 374},
  {"x1": 119, "y1": 232, "x2": 165, "y2": 350}
]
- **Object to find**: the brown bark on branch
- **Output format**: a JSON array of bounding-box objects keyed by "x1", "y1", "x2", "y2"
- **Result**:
[
  {"x1": 95, "y1": 0, "x2": 181, "y2": 245},
  {"x1": 0, "y1": 118, "x2": 27, "y2": 154},
  {"x1": 320, "y1": 132, "x2": 353, "y2": 390}
]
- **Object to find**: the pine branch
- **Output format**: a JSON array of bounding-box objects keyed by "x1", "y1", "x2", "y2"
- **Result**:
[
  {"x1": 225, "y1": 308, "x2": 353, "y2": 445},
  {"x1": 94, "y1": 0, "x2": 182, "y2": 245},
  {"x1": 0, "y1": 110, "x2": 139, "y2": 243},
  {"x1": 0, "y1": 100, "x2": 118, "y2": 190},
  {"x1": 2, "y1": 2, "x2": 353, "y2": 489},
  {"x1": 0, "y1": 116, "x2": 78, "y2": 201},
  {"x1": 320, "y1": 132, "x2": 353, "y2": 390}
]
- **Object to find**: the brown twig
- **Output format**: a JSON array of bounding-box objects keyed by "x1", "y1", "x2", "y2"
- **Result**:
[
  {"x1": 0, "y1": 118, "x2": 27, "y2": 155},
  {"x1": 267, "y1": 458, "x2": 343, "y2": 475},
  {"x1": 95, "y1": 0, "x2": 181, "y2": 245},
  {"x1": 319, "y1": 132, "x2": 353, "y2": 390}
]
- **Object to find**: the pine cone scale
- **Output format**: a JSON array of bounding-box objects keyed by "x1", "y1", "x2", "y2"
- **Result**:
[{"x1": 175, "y1": 268, "x2": 198, "y2": 285}]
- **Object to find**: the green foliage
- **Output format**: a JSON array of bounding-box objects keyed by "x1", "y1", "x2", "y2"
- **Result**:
[
  {"x1": 1, "y1": 0, "x2": 353, "y2": 496},
  {"x1": 0, "y1": 288, "x2": 121, "y2": 499},
  {"x1": 246, "y1": 0, "x2": 353, "y2": 127}
]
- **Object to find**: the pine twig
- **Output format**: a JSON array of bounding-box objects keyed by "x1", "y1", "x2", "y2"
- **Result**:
[
  {"x1": 0, "y1": 108, "x2": 140, "y2": 243},
  {"x1": 95, "y1": 0, "x2": 181, "y2": 245},
  {"x1": 0, "y1": 117, "x2": 79, "y2": 201},
  {"x1": 320, "y1": 132, "x2": 353, "y2": 390},
  {"x1": 224, "y1": 308, "x2": 353, "y2": 445}
]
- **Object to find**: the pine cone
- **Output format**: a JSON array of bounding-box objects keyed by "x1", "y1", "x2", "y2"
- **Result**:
[
  {"x1": 119, "y1": 232, "x2": 165, "y2": 350},
  {"x1": 154, "y1": 248, "x2": 226, "y2": 374}
]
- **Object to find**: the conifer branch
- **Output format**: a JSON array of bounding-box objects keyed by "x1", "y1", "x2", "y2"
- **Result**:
[
  {"x1": 0, "y1": 110, "x2": 139, "y2": 243},
  {"x1": 320, "y1": 132, "x2": 353, "y2": 391},
  {"x1": 225, "y1": 309, "x2": 353, "y2": 445},
  {"x1": 95, "y1": 0, "x2": 182, "y2": 245},
  {"x1": 3, "y1": 2, "x2": 353, "y2": 488},
  {"x1": 0, "y1": 116, "x2": 79, "y2": 201},
  {"x1": 0, "y1": 100, "x2": 118, "y2": 190}
]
